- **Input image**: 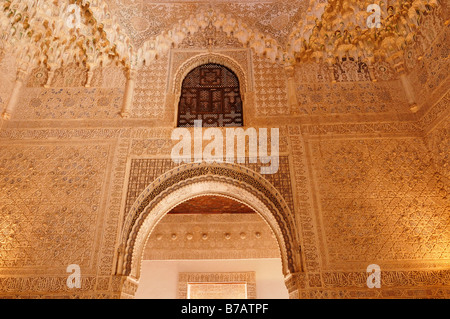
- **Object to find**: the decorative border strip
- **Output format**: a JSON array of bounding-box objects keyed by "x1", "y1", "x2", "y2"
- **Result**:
[{"x1": 177, "y1": 272, "x2": 256, "y2": 299}]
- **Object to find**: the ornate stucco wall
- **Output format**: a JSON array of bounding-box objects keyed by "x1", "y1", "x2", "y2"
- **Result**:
[{"x1": 0, "y1": 2, "x2": 448, "y2": 299}]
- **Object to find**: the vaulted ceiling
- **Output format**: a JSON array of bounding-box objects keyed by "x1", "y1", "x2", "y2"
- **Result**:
[
  {"x1": 0, "y1": 1, "x2": 447, "y2": 75},
  {"x1": 104, "y1": 0, "x2": 311, "y2": 48}
]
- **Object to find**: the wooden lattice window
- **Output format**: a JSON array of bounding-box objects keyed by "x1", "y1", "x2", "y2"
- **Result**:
[{"x1": 177, "y1": 63, "x2": 244, "y2": 127}]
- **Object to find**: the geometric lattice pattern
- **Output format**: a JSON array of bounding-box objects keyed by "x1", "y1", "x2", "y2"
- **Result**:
[
  {"x1": 178, "y1": 63, "x2": 243, "y2": 127},
  {"x1": 133, "y1": 57, "x2": 169, "y2": 118},
  {"x1": 253, "y1": 55, "x2": 289, "y2": 116},
  {"x1": 425, "y1": 117, "x2": 449, "y2": 179},
  {"x1": 124, "y1": 156, "x2": 295, "y2": 218},
  {"x1": 408, "y1": 26, "x2": 450, "y2": 107},
  {"x1": 124, "y1": 159, "x2": 178, "y2": 215},
  {"x1": 0, "y1": 2, "x2": 448, "y2": 299},
  {"x1": 0, "y1": 143, "x2": 111, "y2": 268},
  {"x1": 311, "y1": 138, "x2": 450, "y2": 265}
]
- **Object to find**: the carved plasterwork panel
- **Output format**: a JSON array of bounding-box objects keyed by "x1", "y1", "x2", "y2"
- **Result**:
[
  {"x1": 178, "y1": 24, "x2": 244, "y2": 50},
  {"x1": 295, "y1": 81, "x2": 410, "y2": 115},
  {"x1": 105, "y1": 0, "x2": 309, "y2": 48},
  {"x1": 123, "y1": 156, "x2": 295, "y2": 221},
  {"x1": 418, "y1": 89, "x2": 450, "y2": 133},
  {"x1": 287, "y1": 127, "x2": 322, "y2": 274},
  {"x1": 26, "y1": 66, "x2": 126, "y2": 89},
  {"x1": 294, "y1": 62, "x2": 331, "y2": 84},
  {"x1": 100, "y1": 68, "x2": 128, "y2": 89},
  {"x1": 371, "y1": 61, "x2": 398, "y2": 82},
  {"x1": 121, "y1": 162, "x2": 299, "y2": 279},
  {"x1": 299, "y1": 121, "x2": 423, "y2": 137},
  {"x1": 299, "y1": 269, "x2": 450, "y2": 299},
  {"x1": 309, "y1": 137, "x2": 450, "y2": 270},
  {"x1": 170, "y1": 51, "x2": 250, "y2": 95},
  {"x1": 27, "y1": 65, "x2": 102, "y2": 89},
  {"x1": 98, "y1": 138, "x2": 130, "y2": 280},
  {"x1": 425, "y1": 113, "x2": 449, "y2": 181},
  {"x1": 253, "y1": 54, "x2": 289, "y2": 116},
  {"x1": 332, "y1": 59, "x2": 371, "y2": 83},
  {"x1": 294, "y1": 60, "x2": 397, "y2": 85},
  {"x1": 292, "y1": 52, "x2": 410, "y2": 118},
  {"x1": 0, "y1": 141, "x2": 115, "y2": 273},
  {"x1": 408, "y1": 26, "x2": 450, "y2": 110},
  {"x1": 178, "y1": 272, "x2": 256, "y2": 299},
  {"x1": 144, "y1": 213, "x2": 280, "y2": 260},
  {"x1": 132, "y1": 56, "x2": 170, "y2": 119},
  {"x1": 188, "y1": 283, "x2": 247, "y2": 299},
  {"x1": 14, "y1": 88, "x2": 124, "y2": 120}
]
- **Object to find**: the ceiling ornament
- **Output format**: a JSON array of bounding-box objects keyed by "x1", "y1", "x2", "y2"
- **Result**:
[
  {"x1": 0, "y1": 0, "x2": 132, "y2": 79},
  {"x1": 133, "y1": 8, "x2": 284, "y2": 69},
  {"x1": 0, "y1": 0, "x2": 446, "y2": 79},
  {"x1": 1, "y1": 1, "x2": 286, "y2": 73},
  {"x1": 287, "y1": 0, "x2": 442, "y2": 67}
]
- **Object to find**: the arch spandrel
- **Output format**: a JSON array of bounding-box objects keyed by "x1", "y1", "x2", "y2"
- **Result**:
[{"x1": 119, "y1": 162, "x2": 301, "y2": 280}]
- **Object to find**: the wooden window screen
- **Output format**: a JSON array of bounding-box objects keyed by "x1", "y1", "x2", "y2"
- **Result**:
[{"x1": 177, "y1": 63, "x2": 244, "y2": 127}]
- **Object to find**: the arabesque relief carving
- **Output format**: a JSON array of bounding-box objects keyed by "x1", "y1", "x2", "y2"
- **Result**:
[{"x1": 0, "y1": 0, "x2": 448, "y2": 300}]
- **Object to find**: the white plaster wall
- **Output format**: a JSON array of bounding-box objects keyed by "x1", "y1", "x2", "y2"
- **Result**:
[{"x1": 135, "y1": 258, "x2": 289, "y2": 299}]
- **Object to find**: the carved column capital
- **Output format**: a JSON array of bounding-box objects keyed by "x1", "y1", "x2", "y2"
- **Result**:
[
  {"x1": 16, "y1": 68, "x2": 29, "y2": 83},
  {"x1": 393, "y1": 61, "x2": 407, "y2": 75},
  {"x1": 1, "y1": 110, "x2": 11, "y2": 120},
  {"x1": 44, "y1": 69, "x2": 56, "y2": 88},
  {"x1": 125, "y1": 68, "x2": 138, "y2": 81},
  {"x1": 368, "y1": 65, "x2": 377, "y2": 82},
  {"x1": 284, "y1": 272, "x2": 307, "y2": 299},
  {"x1": 284, "y1": 65, "x2": 296, "y2": 79},
  {"x1": 327, "y1": 65, "x2": 337, "y2": 83}
]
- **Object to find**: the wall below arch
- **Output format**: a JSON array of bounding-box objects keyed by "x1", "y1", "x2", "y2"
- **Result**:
[{"x1": 135, "y1": 259, "x2": 289, "y2": 299}]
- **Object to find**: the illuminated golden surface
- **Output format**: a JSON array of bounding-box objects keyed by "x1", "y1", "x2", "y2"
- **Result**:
[{"x1": 0, "y1": 0, "x2": 448, "y2": 299}]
